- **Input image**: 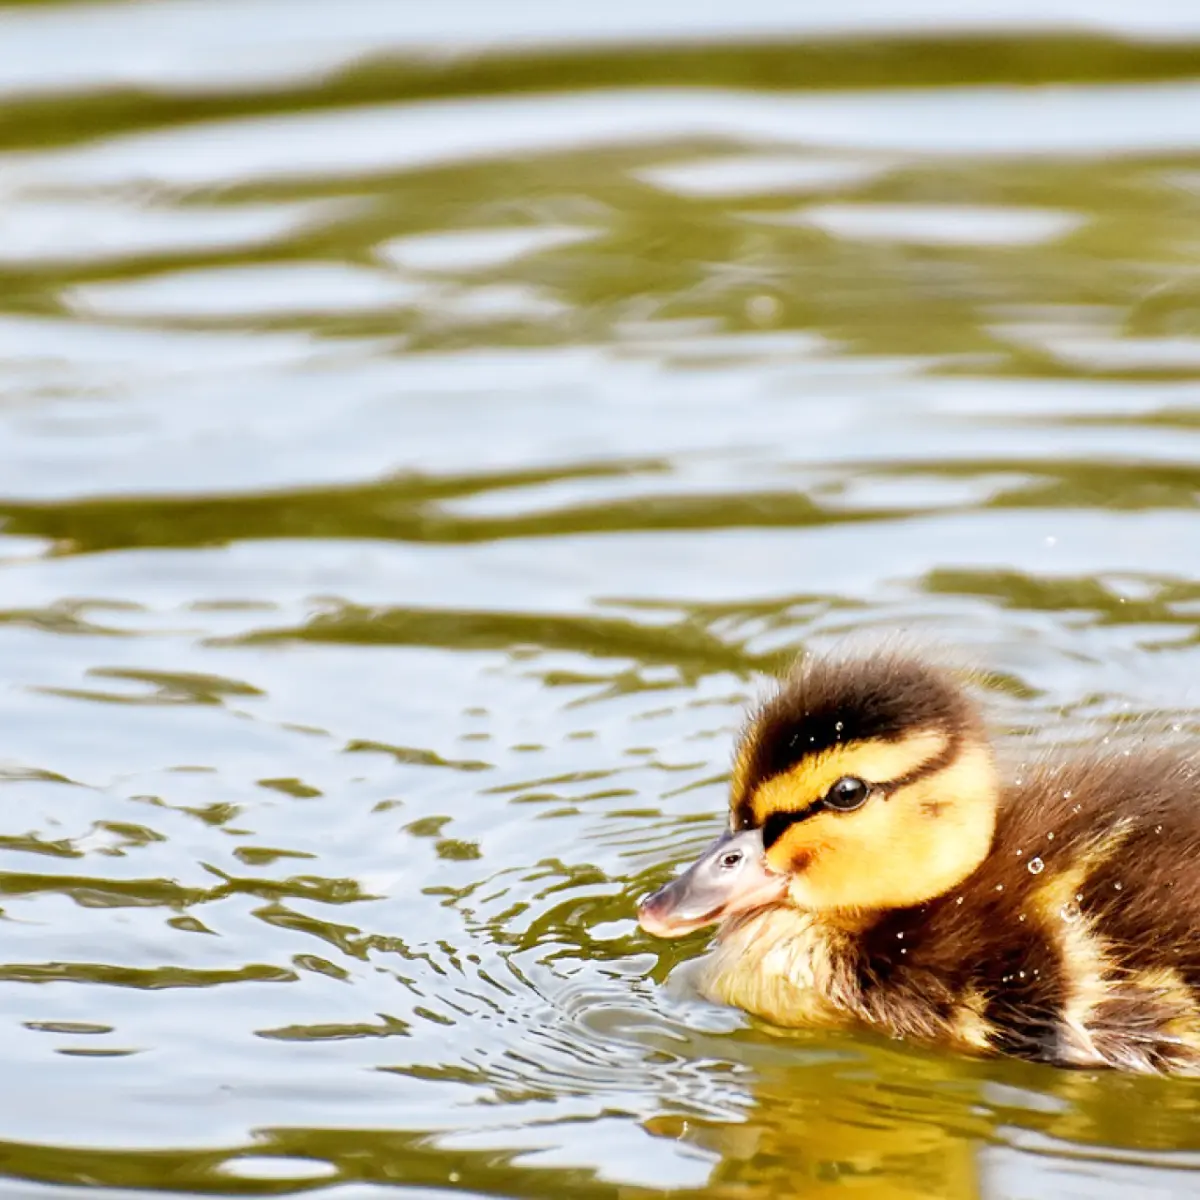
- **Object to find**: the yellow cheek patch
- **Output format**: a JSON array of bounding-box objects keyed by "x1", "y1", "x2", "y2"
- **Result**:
[{"x1": 744, "y1": 728, "x2": 950, "y2": 827}]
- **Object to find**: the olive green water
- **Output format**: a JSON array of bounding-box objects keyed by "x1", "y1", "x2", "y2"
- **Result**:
[{"x1": 5, "y1": 2, "x2": 1200, "y2": 1197}]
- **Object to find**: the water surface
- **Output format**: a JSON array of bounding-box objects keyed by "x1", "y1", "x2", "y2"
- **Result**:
[{"x1": 4, "y1": 2, "x2": 1200, "y2": 1196}]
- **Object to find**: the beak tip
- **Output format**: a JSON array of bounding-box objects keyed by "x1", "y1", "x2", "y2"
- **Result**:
[
  {"x1": 637, "y1": 887, "x2": 687, "y2": 938},
  {"x1": 636, "y1": 894, "x2": 665, "y2": 937}
]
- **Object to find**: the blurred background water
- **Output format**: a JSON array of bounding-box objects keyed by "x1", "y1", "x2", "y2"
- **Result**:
[{"x1": 4, "y1": 1, "x2": 1200, "y2": 1196}]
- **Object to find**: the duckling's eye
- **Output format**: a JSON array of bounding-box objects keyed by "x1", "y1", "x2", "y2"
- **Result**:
[{"x1": 824, "y1": 776, "x2": 870, "y2": 812}]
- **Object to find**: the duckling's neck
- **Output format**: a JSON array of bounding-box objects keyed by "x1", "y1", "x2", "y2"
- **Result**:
[
  {"x1": 699, "y1": 905, "x2": 861, "y2": 1029},
  {"x1": 697, "y1": 881, "x2": 981, "y2": 1031}
]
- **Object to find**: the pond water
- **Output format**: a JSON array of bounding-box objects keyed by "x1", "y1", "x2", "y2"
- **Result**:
[{"x1": 4, "y1": 1, "x2": 1200, "y2": 1196}]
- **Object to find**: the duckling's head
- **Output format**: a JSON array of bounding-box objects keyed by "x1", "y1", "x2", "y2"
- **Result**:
[{"x1": 638, "y1": 653, "x2": 999, "y2": 936}]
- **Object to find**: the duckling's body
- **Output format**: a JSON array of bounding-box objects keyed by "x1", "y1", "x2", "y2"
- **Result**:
[{"x1": 638, "y1": 654, "x2": 1200, "y2": 1074}]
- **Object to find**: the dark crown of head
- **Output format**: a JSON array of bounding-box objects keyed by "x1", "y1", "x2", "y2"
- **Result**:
[{"x1": 739, "y1": 654, "x2": 971, "y2": 797}]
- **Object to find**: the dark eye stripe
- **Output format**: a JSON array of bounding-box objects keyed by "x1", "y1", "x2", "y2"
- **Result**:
[
  {"x1": 755, "y1": 732, "x2": 964, "y2": 847},
  {"x1": 748, "y1": 726, "x2": 966, "y2": 849},
  {"x1": 762, "y1": 805, "x2": 822, "y2": 849},
  {"x1": 761, "y1": 781, "x2": 868, "y2": 847}
]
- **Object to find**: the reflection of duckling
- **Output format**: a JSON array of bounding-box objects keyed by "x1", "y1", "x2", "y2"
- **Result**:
[
  {"x1": 639, "y1": 652, "x2": 1200, "y2": 1073},
  {"x1": 646, "y1": 1046, "x2": 984, "y2": 1200}
]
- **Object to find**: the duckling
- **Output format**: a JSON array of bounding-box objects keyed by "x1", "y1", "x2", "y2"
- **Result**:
[{"x1": 638, "y1": 651, "x2": 1200, "y2": 1074}]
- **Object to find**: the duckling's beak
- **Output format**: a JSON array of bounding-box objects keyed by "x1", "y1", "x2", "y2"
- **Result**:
[{"x1": 637, "y1": 828, "x2": 787, "y2": 938}]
